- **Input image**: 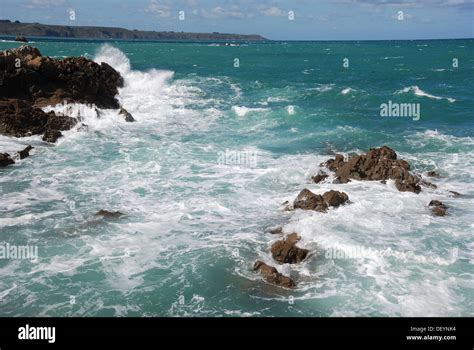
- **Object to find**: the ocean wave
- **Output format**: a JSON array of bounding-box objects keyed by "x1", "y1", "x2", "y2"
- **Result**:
[
  {"x1": 395, "y1": 86, "x2": 456, "y2": 103},
  {"x1": 341, "y1": 87, "x2": 354, "y2": 95},
  {"x1": 231, "y1": 106, "x2": 269, "y2": 117}
]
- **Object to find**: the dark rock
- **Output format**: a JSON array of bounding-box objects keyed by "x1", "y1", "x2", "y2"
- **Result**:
[
  {"x1": 420, "y1": 179, "x2": 437, "y2": 189},
  {"x1": 321, "y1": 146, "x2": 422, "y2": 194},
  {"x1": 94, "y1": 210, "x2": 125, "y2": 218},
  {"x1": 322, "y1": 190, "x2": 349, "y2": 207},
  {"x1": 76, "y1": 123, "x2": 89, "y2": 132},
  {"x1": 0, "y1": 45, "x2": 123, "y2": 109},
  {"x1": 429, "y1": 200, "x2": 447, "y2": 217},
  {"x1": 279, "y1": 200, "x2": 291, "y2": 211},
  {"x1": 15, "y1": 36, "x2": 28, "y2": 43},
  {"x1": 271, "y1": 233, "x2": 309, "y2": 264},
  {"x1": 0, "y1": 98, "x2": 77, "y2": 139},
  {"x1": 42, "y1": 129, "x2": 63, "y2": 143},
  {"x1": 268, "y1": 226, "x2": 283, "y2": 235},
  {"x1": 293, "y1": 188, "x2": 328, "y2": 212},
  {"x1": 426, "y1": 170, "x2": 440, "y2": 178},
  {"x1": 448, "y1": 191, "x2": 461, "y2": 197},
  {"x1": 0, "y1": 153, "x2": 14, "y2": 167},
  {"x1": 253, "y1": 260, "x2": 296, "y2": 288},
  {"x1": 312, "y1": 171, "x2": 329, "y2": 184},
  {"x1": 333, "y1": 176, "x2": 350, "y2": 184},
  {"x1": 119, "y1": 107, "x2": 135, "y2": 122},
  {"x1": 17, "y1": 145, "x2": 33, "y2": 159}
]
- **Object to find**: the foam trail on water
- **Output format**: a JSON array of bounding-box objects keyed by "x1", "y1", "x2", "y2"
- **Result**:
[{"x1": 396, "y1": 86, "x2": 456, "y2": 103}]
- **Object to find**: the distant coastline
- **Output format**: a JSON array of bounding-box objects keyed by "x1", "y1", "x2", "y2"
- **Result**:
[{"x1": 0, "y1": 20, "x2": 267, "y2": 42}]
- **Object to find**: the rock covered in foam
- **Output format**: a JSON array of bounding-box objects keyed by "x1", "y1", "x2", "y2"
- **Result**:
[
  {"x1": 293, "y1": 188, "x2": 328, "y2": 212},
  {"x1": 94, "y1": 210, "x2": 125, "y2": 219},
  {"x1": 271, "y1": 233, "x2": 309, "y2": 264},
  {"x1": 429, "y1": 200, "x2": 447, "y2": 217},
  {"x1": 0, "y1": 99, "x2": 77, "y2": 142},
  {"x1": 292, "y1": 188, "x2": 349, "y2": 212},
  {"x1": 253, "y1": 260, "x2": 296, "y2": 288},
  {"x1": 0, "y1": 45, "x2": 127, "y2": 142},
  {"x1": 321, "y1": 145, "x2": 422, "y2": 193},
  {"x1": 0, "y1": 152, "x2": 15, "y2": 167},
  {"x1": 119, "y1": 107, "x2": 135, "y2": 122}
]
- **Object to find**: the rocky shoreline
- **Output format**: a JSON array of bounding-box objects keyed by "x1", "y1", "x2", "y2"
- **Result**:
[
  {"x1": 0, "y1": 45, "x2": 133, "y2": 151},
  {"x1": 254, "y1": 145, "x2": 457, "y2": 289}
]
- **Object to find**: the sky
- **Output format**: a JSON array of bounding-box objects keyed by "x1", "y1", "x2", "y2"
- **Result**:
[{"x1": 0, "y1": 0, "x2": 473, "y2": 40}]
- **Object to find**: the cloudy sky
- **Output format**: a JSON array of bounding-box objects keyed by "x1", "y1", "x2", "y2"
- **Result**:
[{"x1": 0, "y1": 0, "x2": 473, "y2": 40}]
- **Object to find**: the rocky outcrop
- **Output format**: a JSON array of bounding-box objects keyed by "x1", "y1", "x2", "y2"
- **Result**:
[
  {"x1": 293, "y1": 188, "x2": 328, "y2": 212},
  {"x1": 17, "y1": 145, "x2": 33, "y2": 159},
  {"x1": 271, "y1": 233, "x2": 309, "y2": 264},
  {"x1": 0, "y1": 45, "x2": 123, "y2": 109},
  {"x1": 0, "y1": 153, "x2": 14, "y2": 167},
  {"x1": 119, "y1": 108, "x2": 135, "y2": 122},
  {"x1": 253, "y1": 260, "x2": 295, "y2": 288},
  {"x1": 312, "y1": 171, "x2": 329, "y2": 184},
  {"x1": 426, "y1": 171, "x2": 440, "y2": 178},
  {"x1": 0, "y1": 45, "x2": 127, "y2": 144},
  {"x1": 321, "y1": 146, "x2": 422, "y2": 193},
  {"x1": 268, "y1": 226, "x2": 283, "y2": 235},
  {"x1": 94, "y1": 210, "x2": 125, "y2": 218},
  {"x1": 0, "y1": 145, "x2": 33, "y2": 167},
  {"x1": 42, "y1": 129, "x2": 63, "y2": 143},
  {"x1": 293, "y1": 188, "x2": 349, "y2": 212},
  {"x1": 0, "y1": 99, "x2": 77, "y2": 142},
  {"x1": 429, "y1": 200, "x2": 447, "y2": 217},
  {"x1": 322, "y1": 190, "x2": 349, "y2": 207},
  {"x1": 15, "y1": 36, "x2": 28, "y2": 43}
]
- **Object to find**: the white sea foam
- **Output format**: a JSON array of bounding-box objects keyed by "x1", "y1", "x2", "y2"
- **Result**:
[
  {"x1": 396, "y1": 86, "x2": 456, "y2": 103},
  {"x1": 341, "y1": 87, "x2": 353, "y2": 95},
  {"x1": 231, "y1": 106, "x2": 269, "y2": 117}
]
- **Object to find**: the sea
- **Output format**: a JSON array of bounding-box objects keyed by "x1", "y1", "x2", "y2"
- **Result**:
[{"x1": 0, "y1": 38, "x2": 473, "y2": 316}]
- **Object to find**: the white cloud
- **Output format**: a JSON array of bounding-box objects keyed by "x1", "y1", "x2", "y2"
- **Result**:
[
  {"x1": 147, "y1": 0, "x2": 171, "y2": 18},
  {"x1": 23, "y1": 0, "x2": 66, "y2": 8},
  {"x1": 200, "y1": 6, "x2": 250, "y2": 19},
  {"x1": 259, "y1": 6, "x2": 286, "y2": 17}
]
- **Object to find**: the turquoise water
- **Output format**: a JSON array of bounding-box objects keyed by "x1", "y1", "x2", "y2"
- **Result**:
[{"x1": 0, "y1": 39, "x2": 473, "y2": 316}]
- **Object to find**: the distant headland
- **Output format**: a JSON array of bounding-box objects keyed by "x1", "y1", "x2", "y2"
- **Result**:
[{"x1": 0, "y1": 20, "x2": 266, "y2": 42}]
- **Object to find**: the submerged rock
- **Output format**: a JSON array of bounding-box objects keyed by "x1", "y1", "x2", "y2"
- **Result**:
[
  {"x1": 17, "y1": 145, "x2": 33, "y2": 159},
  {"x1": 94, "y1": 210, "x2": 125, "y2": 218},
  {"x1": 426, "y1": 170, "x2": 440, "y2": 178},
  {"x1": 268, "y1": 226, "x2": 283, "y2": 235},
  {"x1": 119, "y1": 107, "x2": 135, "y2": 122},
  {"x1": 429, "y1": 200, "x2": 447, "y2": 217},
  {"x1": 293, "y1": 188, "x2": 328, "y2": 212},
  {"x1": 253, "y1": 260, "x2": 296, "y2": 288},
  {"x1": 321, "y1": 146, "x2": 422, "y2": 193},
  {"x1": 271, "y1": 233, "x2": 309, "y2": 264},
  {"x1": 312, "y1": 171, "x2": 329, "y2": 184},
  {"x1": 42, "y1": 129, "x2": 63, "y2": 143},
  {"x1": 0, "y1": 153, "x2": 14, "y2": 167},
  {"x1": 15, "y1": 36, "x2": 28, "y2": 43},
  {"x1": 449, "y1": 191, "x2": 461, "y2": 197}
]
